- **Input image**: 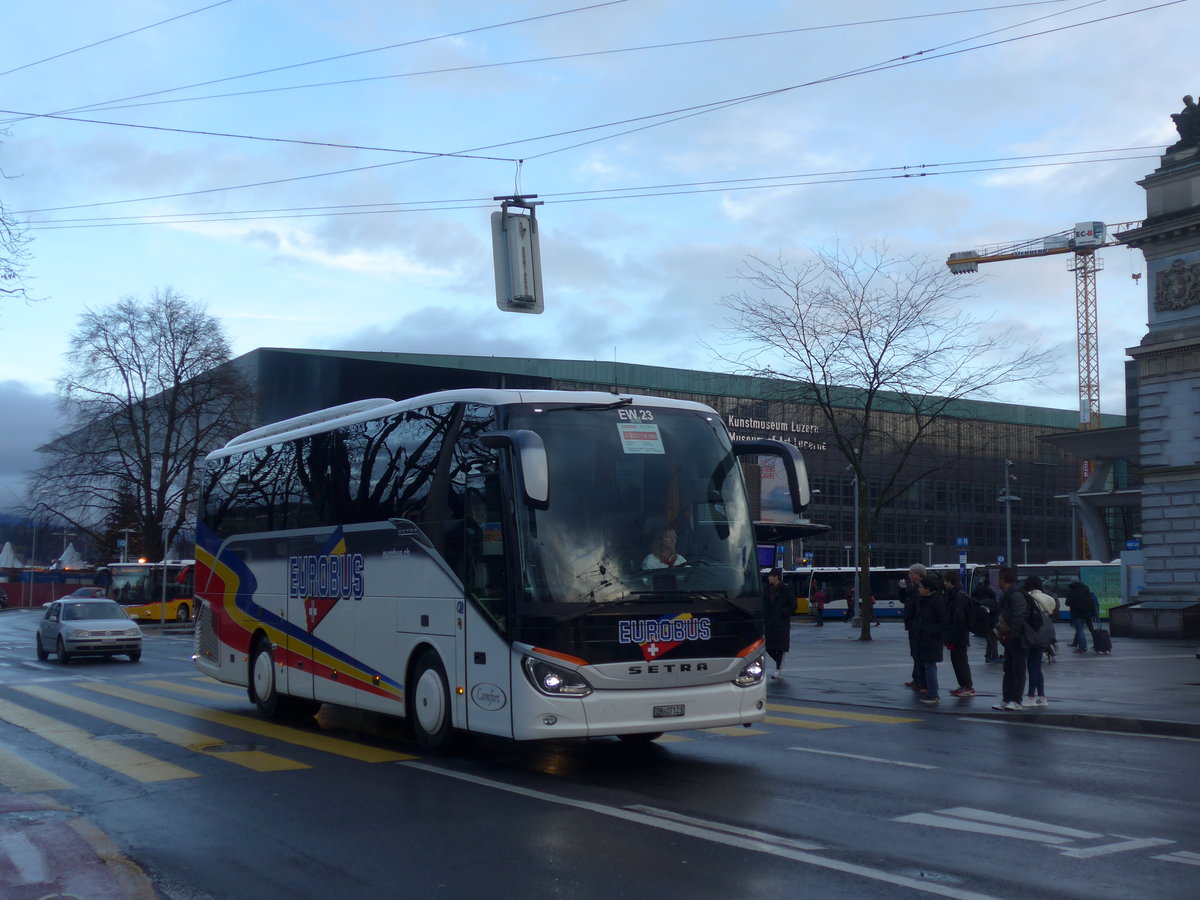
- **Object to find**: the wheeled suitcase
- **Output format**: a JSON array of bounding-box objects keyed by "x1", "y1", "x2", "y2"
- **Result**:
[{"x1": 1093, "y1": 628, "x2": 1113, "y2": 654}]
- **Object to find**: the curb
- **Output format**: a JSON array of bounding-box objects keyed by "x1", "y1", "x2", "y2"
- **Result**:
[{"x1": 953, "y1": 710, "x2": 1200, "y2": 739}]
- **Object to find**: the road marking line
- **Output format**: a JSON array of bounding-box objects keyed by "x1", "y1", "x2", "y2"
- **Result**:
[
  {"x1": 765, "y1": 716, "x2": 845, "y2": 730},
  {"x1": 1059, "y1": 837, "x2": 1174, "y2": 858},
  {"x1": 1153, "y1": 850, "x2": 1200, "y2": 866},
  {"x1": 403, "y1": 761, "x2": 1004, "y2": 900},
  {"x1": 789, "y1": 747, "x2": 938, "y2": 769},
  {"x1": 17, "y1": 685, "x2": 308, "y2": 773},
  {"x1": 768, "y1": 703, "x2": 919, "y2": 724},
  {"x1": 0, "y1": 698, "x2": 197, "y2": 783},
  {"x1": 0, "y1": 743, "x2": 73, "y2": 792},
  {"x1": 80, "y1": 682, "x2": 416, "y2": 763},
  {"x1": 936, "y1": 808, "x2": 1101, "y2": 839},
  {"x1": 699, "y1": 726, "x2": 770, "y2": 736},
  {"x1": 0, "y1": 831, "x2": 49, "y2": 884},
  {"x1": 627, "y1": 805, "x2": 824, "y2": 851},
  {"x1": 896, "y1": 812, "x2": 1075, "y2": 844}
]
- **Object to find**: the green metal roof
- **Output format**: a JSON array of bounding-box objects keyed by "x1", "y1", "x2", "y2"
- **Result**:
[{"x1": 258, "y1": 348, "x2": 1114, "y2": 430}]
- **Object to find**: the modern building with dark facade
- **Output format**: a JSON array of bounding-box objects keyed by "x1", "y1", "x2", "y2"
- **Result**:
[{"x1": 231, "y1": 347, "x2": 1124, "y2": 570}]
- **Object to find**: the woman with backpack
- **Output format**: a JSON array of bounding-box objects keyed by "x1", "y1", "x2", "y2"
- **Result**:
[{"x1": 1022, "y1": 575, "x2": 1058, "y2": 706}]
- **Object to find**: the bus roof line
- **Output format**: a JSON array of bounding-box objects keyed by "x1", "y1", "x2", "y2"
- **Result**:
[{"x1": 211, "y1": 389, "x2": 720, "y2": 460}]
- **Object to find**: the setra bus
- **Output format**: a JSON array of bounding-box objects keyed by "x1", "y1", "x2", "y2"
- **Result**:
[
  {"x1": 192, "y1": 389, "x2": 811, "y2": 749},
  {"x1": 108, "y1": 560, "x2": 196, "y2": 623}
]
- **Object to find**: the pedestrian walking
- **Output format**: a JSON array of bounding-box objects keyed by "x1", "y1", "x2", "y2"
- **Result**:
[
  {"x1": 992, "y1": 567, "x2": 1029, "y2": 710},
  {"x1": 901, "y1": 563, "x2": 926, "y2": 691},
  {"x1": 764, "y1": 568, "x2": 794, "y2": 679},
  {"x1": 943, "y1": 570, "x2": 975, "y2": 697},
  {"x1": 811, "y1": 586, "x2": 827, "y2": 627},
  {"x1": 1066, "y1": 580, "x2": 1096, "y2": 653},
  {"x1": 915, "y1": 576, "x2": 948, "y2": 705},
  {"x1": 972, "y1": 580, "x2": 1000, "y2": 663},
  {"x1": 1022, "y1": 575, "x2": 1057, "y2": 706}
]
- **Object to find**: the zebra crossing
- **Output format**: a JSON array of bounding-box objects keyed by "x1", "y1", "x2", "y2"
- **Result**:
[{"x1": 0, "y1": 679, "x2": 920, "y2": 786}]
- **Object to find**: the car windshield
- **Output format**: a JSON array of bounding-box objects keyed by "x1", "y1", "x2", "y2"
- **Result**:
[{"x1": 63, "y1": 602, "x2": 128, "y2": 621}]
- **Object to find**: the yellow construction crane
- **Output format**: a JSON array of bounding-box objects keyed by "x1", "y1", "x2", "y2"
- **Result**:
[{"x1": 946, "y1": 221, "x2": 1140, "y2": 431}]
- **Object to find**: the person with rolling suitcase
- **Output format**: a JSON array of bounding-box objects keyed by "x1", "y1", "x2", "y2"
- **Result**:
[{"x1": 1088, "y1": 587, "x2": 1112, "y2": 654}]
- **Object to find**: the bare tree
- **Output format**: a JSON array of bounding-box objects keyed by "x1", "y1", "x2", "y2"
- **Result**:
[
  {"x1": 30, "y1": 288, "x2": 254, "y2": 561},
  {"x1": 1, "y1": 170, "x2": 33, "y2": 301},
  {"x1": 717, "y1": 245, "x2": 1058, "y2": 641}
]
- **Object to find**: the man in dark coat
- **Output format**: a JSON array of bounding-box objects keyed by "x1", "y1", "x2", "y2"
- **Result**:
[
  {"x1": 901, "y1": 563, "x2": 926, "y2": 690},
  {"x1": 764, "y1": 568, "x2": 794, "y2": 679},
  {"x1": 914, "y1": 576, "x2": 948, "y2": 704},
  {"x1": 993, "y1": 567, "x2": 1029, "y2": 710},
  {"x1": 1066, "y1": 580, "x2": 1097, "y2": 653}
]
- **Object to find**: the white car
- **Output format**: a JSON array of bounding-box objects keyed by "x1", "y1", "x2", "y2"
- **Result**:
[{"x1": 36, "y1": 598, "x2": 143, "y2": 664}]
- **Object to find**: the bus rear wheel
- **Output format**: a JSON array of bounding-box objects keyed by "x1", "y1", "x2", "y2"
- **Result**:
[
  {"x1": 409, "y1": 648, "x2": 454, "y2": 752},
  {"x1": 176, "y1": 603, "x2": 190, "y2": 623},
  {"x1": 249, "y1": 638, "x2": 320, "y2": 720},
  {"x1": 250, "y1": 639, "x2": 282, "y2": 718}
]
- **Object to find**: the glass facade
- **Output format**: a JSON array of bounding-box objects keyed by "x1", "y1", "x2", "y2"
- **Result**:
[{"x1": 233, "y1": 349, "x2": 1118, "y2": 571}]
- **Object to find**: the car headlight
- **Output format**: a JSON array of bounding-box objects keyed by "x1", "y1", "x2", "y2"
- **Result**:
[
  {"x1": 522, "y1": 656, "x2": 592, "y2": 697},
  {"x1": 125, "y1": 628, "x2": 141, "y2": 637},
  {"x1": 68, "y1": 629, "x2": 94, "y2": 638},
  {"x1": 733, "y1": 654, "x2": 765, "y2": 687}
]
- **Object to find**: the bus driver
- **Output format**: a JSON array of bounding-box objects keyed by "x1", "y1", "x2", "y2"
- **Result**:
[{"x1": 643, "y1": 527, "x2": 686, "y2": 570}]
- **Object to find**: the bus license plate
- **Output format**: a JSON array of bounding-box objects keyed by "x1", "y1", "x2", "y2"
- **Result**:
[{"x1": 653, "y1": 704, "x2": 685, "y2": 718}]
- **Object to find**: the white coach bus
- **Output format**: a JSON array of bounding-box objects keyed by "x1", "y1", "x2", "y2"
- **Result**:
[{"x1": 193, "y1": 389, "x2": 811, "y2": 750}]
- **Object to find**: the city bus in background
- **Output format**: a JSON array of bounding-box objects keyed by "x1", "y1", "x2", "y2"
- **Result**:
[
  {"x1": 784, "y1": 564, "x2": 990, "y2": 619},
  {"x1": 107, "y1": 560, "x2": 196, "y2": 623},
  {"x1": 191, "y1": 389, "x2": 811, "y2": 750},
  {"x1": 1015, "y1": 560, "x2": 1124, "y2": 620}
]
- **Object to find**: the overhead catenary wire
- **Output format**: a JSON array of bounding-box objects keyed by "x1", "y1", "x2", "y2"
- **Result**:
[
  {"x1": 22, "y1": 150, "x2": 1160, "y2": 230},
  {"x1": 9, "y1": 0, "x2": 1182, "y2": 218},
  {"x1": 25, "y1": 0, "x2": 1088, "y2": 120},
  {"x1": 0, "y1": 0, "x2": 236, "y2": 79}
]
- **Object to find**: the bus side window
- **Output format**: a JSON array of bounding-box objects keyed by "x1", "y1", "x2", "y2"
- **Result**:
[{"x1": 455, "y1": 475, "x2": 508, "y2": 632}]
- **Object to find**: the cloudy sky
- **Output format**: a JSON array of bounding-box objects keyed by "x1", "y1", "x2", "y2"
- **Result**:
[{"x1": 0, "y1": 0, "x2": 1191, "y2": 506}]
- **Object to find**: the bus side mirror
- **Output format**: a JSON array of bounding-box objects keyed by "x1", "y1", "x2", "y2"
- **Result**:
[
  {"x1": 732, "y1": 439, "x2": 810, "y2": 513},
  {"x1": 480, "y1": 430, "x2": 549, "y2": 509}
]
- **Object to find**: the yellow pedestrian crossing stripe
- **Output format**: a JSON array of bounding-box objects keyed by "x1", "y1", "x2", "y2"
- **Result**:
[
  {"x1": 0, "y1": 741, "x2": 73, "y2": 792},
  {"x1": 0, "y1": 678, "x2": 916, "y2": 785},
  {"x1": 768, "y1": 703, "x2": 920, "y2": 725},
  {"x1": 82, "y1": 681, "x2": 416, "y2": 763},
  {"x1": 16, "y1": 685, "x2": 309, "y2": 773},
  {"x1": 0, "y1": 697, "x2": 198, "y2": 784}
]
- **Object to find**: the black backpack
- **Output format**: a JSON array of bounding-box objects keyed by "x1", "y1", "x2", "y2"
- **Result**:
[
  {"x1": 967, "y1": 598, "x2": 991, "y2": 639},
  {"x1": 1023, "y1": 592, "x2": 1055, "y2": 650}
]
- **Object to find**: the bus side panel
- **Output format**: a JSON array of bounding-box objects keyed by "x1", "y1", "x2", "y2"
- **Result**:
[
  {"x1": 462, "y1": 602, "x2": 513, "y2": 738},
  {"x1": 351, "y1": 529, "x2": 462, "y2": 716}
]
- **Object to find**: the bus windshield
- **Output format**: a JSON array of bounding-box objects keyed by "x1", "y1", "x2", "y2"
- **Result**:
[{"x1": 506, "y1": 404, "x2": 758, "y2": 609}]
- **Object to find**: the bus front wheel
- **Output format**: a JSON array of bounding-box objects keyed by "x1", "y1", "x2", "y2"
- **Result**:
[
  {"x1": 250, "y1": 639, "x2": 281, "y2": 718},
  {"x1": 410, "y1": 648, "x2": 454, "y2": 752},
  {"x1": 176, "y1": 603, "x2": 190, "y2": 623}
]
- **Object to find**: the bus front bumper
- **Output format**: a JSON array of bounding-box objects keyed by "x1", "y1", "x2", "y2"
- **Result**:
[{"x1": 513, "y1": 680, "x2": 767, "y2": 741}]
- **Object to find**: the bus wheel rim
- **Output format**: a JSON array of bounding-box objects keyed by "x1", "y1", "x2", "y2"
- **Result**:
[
  {"x1": 253, "y1": 648, "x2": 274, "y2": 701},
  {"x1": 414, "y1": 668, "x2": 445, "y2": 734}
]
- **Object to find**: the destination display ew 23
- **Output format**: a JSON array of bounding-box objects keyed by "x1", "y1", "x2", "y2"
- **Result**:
[{"x1": 191, "y1": 389, "x2": 812, "y2": 749}]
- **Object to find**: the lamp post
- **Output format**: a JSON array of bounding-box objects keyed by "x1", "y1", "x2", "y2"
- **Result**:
[
  {"x1": 925, "y1": 542, "x2": 934, "y2": 566},
  {"x1": 998, "y1": 458, "x2": 1021, "y2": 565},
  {"x1": 160, "y1": 523, "x2": 170, "y2": 626},
  {"x1": 1021, "y1": 537, "x2": 1030, "y2": 565}
]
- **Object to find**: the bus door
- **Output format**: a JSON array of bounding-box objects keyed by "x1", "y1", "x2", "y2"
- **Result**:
[{"x1": 460, "y1": 477, "x2": 514, "y2": 738}]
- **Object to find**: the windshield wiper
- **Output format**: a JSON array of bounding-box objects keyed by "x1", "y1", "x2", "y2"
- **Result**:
[
  {"x1": 543, "y1": 396, "x2": 633, "y2": 413},
  {"x1": 555, "y1": 594, "x2": 688, "y2": 624}
]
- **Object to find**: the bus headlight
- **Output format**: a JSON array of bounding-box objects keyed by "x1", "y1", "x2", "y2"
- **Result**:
[
  {"x1": 733, "y1": 654, "x2": 765, "y2": 687},
  {"x1": 522, "y1": 656, "x2": 593, "y2": 697}
]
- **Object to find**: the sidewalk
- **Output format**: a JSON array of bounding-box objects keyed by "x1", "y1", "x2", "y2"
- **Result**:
[{"x1": 771, "y1": 618, "x2": 1200, "y2": 739}]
